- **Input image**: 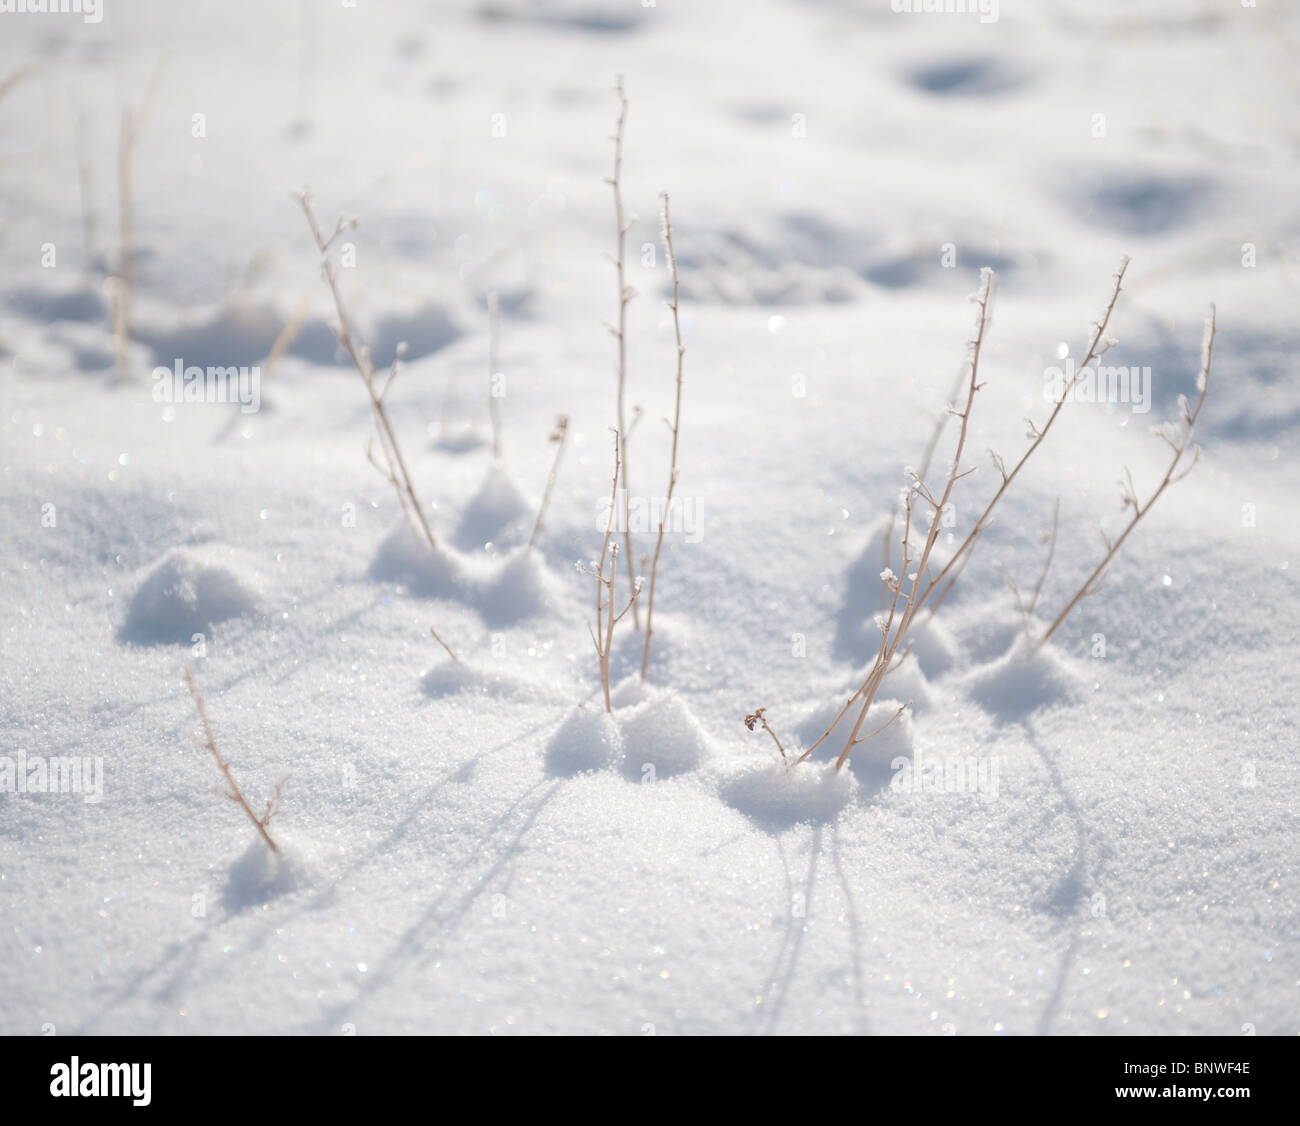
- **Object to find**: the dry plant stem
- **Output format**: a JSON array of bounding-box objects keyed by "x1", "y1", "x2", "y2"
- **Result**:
[
  {"x1": 794, "y1": 269, "x2": 994, "y2": 769},
  {"x1": 1039, "y1": 306, "x2": 1216, "y2": 646},
  {"x1": 297, "y1": 192, "x2": 458, "y2": 661},
  {"x1": 430, "y1": 625, "x2": 461, "y2": 665},
  {"x1": 640, "y1": 192, "x2": 685, "y2": 682},
  {"x1": 884, "y1": 364, "x2": 966, "y2": 609},
  {"x1": 582, "y1": 430, "x2": 640, "y2": 711},
  {"x1": 745, "y1": 707, "x2": 788, "y2": 762},
  {"x1": 487, "y1": 290, "x2": 503, "y2": 464},
  {"x1": 528, "y1": 415, "x2": 569, "y2": 550},
  {"x1": 606, "y1": 76, "x2": 640, "y2": 629},
  {"x1": 914, "y1": 257, "x2": 1131, "y2": 621},
  {"x1": 184, "y1": 667, "x2": 281, "y2": 855}
]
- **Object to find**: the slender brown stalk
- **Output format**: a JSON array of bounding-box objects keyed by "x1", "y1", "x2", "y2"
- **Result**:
[
  {"x1": 580, "y1": 430, "x2": 641, "y2": 711},
  {"x1": 884, "y1": 363, "x2": 967, "y2": 609},
  {"x1": 1038, "y1": 306, "x2": 1216, "y2": 645},
  {"x1": 184, "y1": 667, "x2": 283, "y2": 855},
  {"x1": 529, "y1": 415, "x2": 569, "y2": 550},
  {"x1": 744, "y1": 707, "x2": 788, "y2": 762},
  {"x1": 297, "y1": 192, "x2": 458, "y2": 661},
  {"x1": 605, "y1": 76, "x2": 640, "y2": 628},
  {"x1": 911, "y1": 258, "x2": 1131, "y2": 620},
  {"x1": 430, "y1": 625, "x2": 461, "y2": 665},
  {"x1": 640, "y1": 192, "x2": 685, "y2": 682},
  {"x1": 794, "y1": 269, "x2": 995, "y2": 769}
]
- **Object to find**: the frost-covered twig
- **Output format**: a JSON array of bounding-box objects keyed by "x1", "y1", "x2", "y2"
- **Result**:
[
  {"x1": 794, "y1": 269, "x2": 994, "y2": 770},
  {"x1": 913, "y1": 257, "x2": 1131, "y2": 618},
  {"x1": 604, "y1": 76, "x2": 641, "y2": 629},
  {"x1": 184, "y1": 667, "x2": 285, "y2": 855},
  {"x1": 640, "y1": 192, "x2": 686, "y2": 682},
  {"x1": 1038, "y1": 306, "x2": 1216, "y2": 646},
  {"x1": 579, "y1": 430, "x2": 642, "y2": 711}
]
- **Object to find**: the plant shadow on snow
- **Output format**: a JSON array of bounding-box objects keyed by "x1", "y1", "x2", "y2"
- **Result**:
[
  {"x1": 221, "y1": 836, "x2": 313, "y2": 914},
  {"x1": 311, "y1": 774, "x2": 564, "y2": 1034},
  {"x1": 1021, "y1": 735, "x2": 1103, "y2": 1034},
  {"x1": 215, "y1": 714, "x2": 562, "y2": 990}
]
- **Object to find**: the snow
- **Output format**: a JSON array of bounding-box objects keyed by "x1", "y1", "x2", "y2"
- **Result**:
[{"x1": 1, "y1": 0, "x2": 1297, "y2": 1036}]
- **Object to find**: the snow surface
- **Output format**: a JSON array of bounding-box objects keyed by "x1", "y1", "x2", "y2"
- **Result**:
[{"x1": 1, "y1": 0, "x2": 1297, "y2": 1035}]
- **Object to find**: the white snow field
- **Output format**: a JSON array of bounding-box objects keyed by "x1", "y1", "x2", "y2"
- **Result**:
[{"x1": 1, "y1": 0, "x2": 1297, "y2": 1035}]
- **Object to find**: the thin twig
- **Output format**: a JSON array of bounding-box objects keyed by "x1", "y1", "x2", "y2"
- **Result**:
[
  {"x1": 1038, "y1": 306, "x2": 1216, "y2": 646},
  {"x1": 184, "y1": 667, "x2": 282, "y2": 855},
  {"x1": 430, "y1": 625, "x2": 461, "y2": 665},
  {"x1": 744, "y1": 707, "x2": 788, "y2": 763},
  {"x1": 911, "y1": 258, "x2": 1131, "y2": 620},
  {"x1": 607, "y1": 76, "x2": 641, "y2": 629},
  {"x1": 297, "y1": 191, "x2": 458, "y2": 661},
  {"x1": 640, "y1": 192, "x2": 685, "y2": 682},
  {"x1": 578, "y1": 430, "x2": 641, "y2": 711},
  {"x1": 528, "y1": 415, "x2": 569, "y2": 551},
  {"x1": 792, "y1": 269, "x2": 995, "y2": 770}
]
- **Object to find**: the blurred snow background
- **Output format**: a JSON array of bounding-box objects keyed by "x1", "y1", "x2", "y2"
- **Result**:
[{"x1": 0, "y1": 0, "x2": 1296, "y2": 1034}]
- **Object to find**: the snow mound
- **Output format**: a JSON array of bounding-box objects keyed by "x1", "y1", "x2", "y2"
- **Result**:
[
  {"x1": 956, "y1": 607, "x2": 1026, "y2": 664},
  {"x1": 544, "y1": 705, "x2": 624, "y2": 776},
  {"x1": 482, "y1": 548, "x2": 551, "y2": 624},
  {"x1": 120, "y1": 546, "x2": 260, "y2": 645},
  {"x1": 223, "y1": 834, "x2": 318, "y2": 912},
  {"x1": 8, "y1": 280, "x2": 108, "y2": 324},
  {"x1": 720, "y1": 761, "x2": 857, "y2": 831},
  {"x1": 420, "y1": 655, "x2": 562, "y2": 705},
  {"x1": 965, "y1": 634, "x2": 1080, "y2": 722},
  {"x1": 453, "y1": 465, "x2": 534, "y2": 551},
  {"x1": 370, "y1": 523, "x2": 468, "y2": 598},
  {"x1": 433, "y1": 423, "x2": 487, "y2": 453},
  {"x1": 618, "y1": 691, "x2": 710, "y2": 779},
  {"x1": 609, "y1": 676, "x2": 648, "y2": 710}
]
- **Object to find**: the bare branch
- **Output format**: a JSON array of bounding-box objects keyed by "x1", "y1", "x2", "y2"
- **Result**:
[
  {"x1": 184, "y1": 666, "x2": 281, "y2": 855},
  {"x1": 1038, "y1": 305, "x2": 1216, "y2": 646}
]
